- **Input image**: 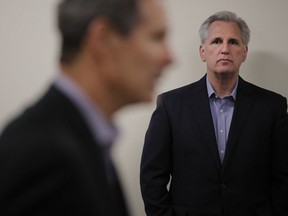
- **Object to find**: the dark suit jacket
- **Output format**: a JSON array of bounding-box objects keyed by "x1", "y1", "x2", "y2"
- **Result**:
[
  {"x1": 0, "y1": 86, "x2": 129, "y2": 216},
  {"x1": 140, "y1": 75, "x2": 288, "y2": 216}
]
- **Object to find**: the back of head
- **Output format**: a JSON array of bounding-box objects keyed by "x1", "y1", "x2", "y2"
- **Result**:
[
  {"x1": 58, "y1": 0, "x2": 141, "y2": 64},
  {"x1": 199, "y1": 11, "x2": 250, "y2": 46}
]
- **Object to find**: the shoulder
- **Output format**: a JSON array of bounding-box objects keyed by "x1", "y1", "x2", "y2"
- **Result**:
[
  {"x1": 159, "y1": 77, "x2": 205, "y2": 103},
  {"x1": 0, "y1": 87, "x2": 100, "y2": 186},
  {"x1": 0, "y1": 85, "x2": 87, "y2": 156},
  {"x1": 238, "y1": 78, "x2": 287, "y2": 118},
  {"x1": 239, "y1": 77, "x2": 287, "y2": 103}
]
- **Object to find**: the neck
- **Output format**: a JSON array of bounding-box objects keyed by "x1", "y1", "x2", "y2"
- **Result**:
[
  {"x1": 60, "y1": 58, "x2": 121, "y2": 120},
  {"x1": 207, "y1": 73, "x2": 238, "y2": 98}
]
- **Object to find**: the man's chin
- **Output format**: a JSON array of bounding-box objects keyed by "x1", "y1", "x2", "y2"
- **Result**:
[{"x1": 214, "y1": 70, "x2": 237, "y2": 77}]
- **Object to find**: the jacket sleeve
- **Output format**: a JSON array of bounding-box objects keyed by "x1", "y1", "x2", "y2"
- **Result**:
[
  {"x1": 140, "y1": 95, "x2": 174, "y2": 216},
  {"x1": 271, "y1": 96, "x2": 288, "y2": 215}
]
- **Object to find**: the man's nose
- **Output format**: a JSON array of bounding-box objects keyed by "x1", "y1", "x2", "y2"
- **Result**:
[
  {"x1": 221, "y1": 42, "x2": 230, "y2": 54},
  {"x1": 163, "y1": 46, "x2": 174, "y2": 66}
]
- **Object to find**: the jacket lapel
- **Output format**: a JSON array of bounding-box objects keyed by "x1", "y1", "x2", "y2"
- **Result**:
[
  {"x1": 221, "y1": 77, "x2": 254, "y2": 171},
  {"x1": 191, "y1": 76, "x2": 222, "y2": 171}
]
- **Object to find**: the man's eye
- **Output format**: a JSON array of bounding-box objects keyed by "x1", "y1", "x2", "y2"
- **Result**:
[
  {"x1": 230, "y1": 39, "x2": 238, "y2": 45},
  {"x1": 212, "y1": 39, "x2": 221, "y2": 44},
  {"x1": 151, "y1": 30, "x2": 166, "y2": 42}
]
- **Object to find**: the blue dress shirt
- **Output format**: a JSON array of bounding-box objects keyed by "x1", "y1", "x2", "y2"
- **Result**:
[{"x1": 206, "y1": 76, "x2": 238, "y2": 162}]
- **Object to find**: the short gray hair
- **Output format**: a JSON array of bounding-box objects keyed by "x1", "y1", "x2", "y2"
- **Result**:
[
  {"x1": 58, "y1": 0, "x2": 141, "y2": 64},
  {"x1": 199, "y1": 11, "x2": 250, "y2": 46}
]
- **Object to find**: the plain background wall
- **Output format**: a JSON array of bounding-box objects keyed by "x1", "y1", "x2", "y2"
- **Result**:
[{"x1": 1, "y1": 0, "x2": 288, "y2": 215}]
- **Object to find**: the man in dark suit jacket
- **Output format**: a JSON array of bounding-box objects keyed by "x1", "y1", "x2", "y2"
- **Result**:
[
  {"x1": 0, "y1": 0, "x2": 172, "y2": 215},
  {"x1": 140, "y1": 11, "x2": 288, "y2": 216}
]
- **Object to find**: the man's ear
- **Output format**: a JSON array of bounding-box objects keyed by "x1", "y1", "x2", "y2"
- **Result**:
[
  {"x1": 242, "y1": 46, "x2": 248, "y2": 62},
  {"x1": 85, "y1": 19, "x2": 121, "y2": 58},
  {"x1": 199, "y1": 45, "x2": 206, "y2": 62}
]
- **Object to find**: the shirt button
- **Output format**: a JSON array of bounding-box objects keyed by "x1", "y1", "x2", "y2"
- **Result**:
[
  {"x1": 220, "y1": 129, "x2": 224, "y2": 133},
  {"x1": 220, "y1": 109, "x2": 223, "y2": 112},
  {"x1": 220, "y1": 150, "x2": 224, "y2": 154}
]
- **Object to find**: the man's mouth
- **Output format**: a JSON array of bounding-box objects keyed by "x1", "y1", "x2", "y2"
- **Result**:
[{"x1": 217, "y1": 59, "x2": 232, "y2": 63}]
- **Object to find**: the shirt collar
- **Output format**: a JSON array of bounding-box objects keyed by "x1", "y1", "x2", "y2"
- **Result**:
[
  {"x1": 54, "y1": 72, "x2": 118, "y2": 147},
  {"x1": 206, "y1": 75, "x2": 238, "y2": 100}
]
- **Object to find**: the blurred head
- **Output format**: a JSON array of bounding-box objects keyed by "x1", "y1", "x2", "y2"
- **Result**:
[
  {"x1": 58, "y1": 0, "x2": 142, "y2": 63},
  {"x1": 199, "y1": 11, "x2": 249, "y2": 77},
  {"x1": 58, "y1": 0, "x2": 173, "y2": 111}
]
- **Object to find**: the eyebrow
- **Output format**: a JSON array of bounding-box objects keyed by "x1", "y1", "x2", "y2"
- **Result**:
[
  {"x1": 210, "y1": 37, "x2": 241, "y2": 42},
  {"x1": 209, "y1": 37, "x2": 222, "y2": 43}
]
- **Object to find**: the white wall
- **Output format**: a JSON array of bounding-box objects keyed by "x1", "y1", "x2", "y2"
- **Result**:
[{"x1": 1, "y1": 1, "x2": 288, "y2": 215}]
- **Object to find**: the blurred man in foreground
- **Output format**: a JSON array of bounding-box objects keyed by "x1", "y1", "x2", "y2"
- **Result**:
[{"x1": 0, "y1": 0, "x2": 172, "y2": 215}]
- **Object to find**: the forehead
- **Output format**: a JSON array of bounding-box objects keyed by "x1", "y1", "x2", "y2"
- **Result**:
[{"x1": 207, "y1": 21, "x2": 242, "y2": 39}]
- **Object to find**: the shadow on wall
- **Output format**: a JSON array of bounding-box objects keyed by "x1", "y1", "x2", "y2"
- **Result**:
[{"x1": 242, "y1": 51, "x2": 288, "y2": 99}]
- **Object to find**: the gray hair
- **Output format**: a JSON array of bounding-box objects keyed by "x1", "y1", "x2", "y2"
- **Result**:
[
  {"x1": 199, "y1": 11, "x2": 250, "y2": 46},
  {"x1": 58, "y1": 0, "x2": 141, "y2": 64}
]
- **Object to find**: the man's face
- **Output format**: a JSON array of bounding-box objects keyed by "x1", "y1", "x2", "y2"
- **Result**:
[
  {"x1": 103, "y1": 0, "x2": 172, "y2": 104},
  {"x1": 199, "y1": 21, "x2": 248, "y2": 78}
]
